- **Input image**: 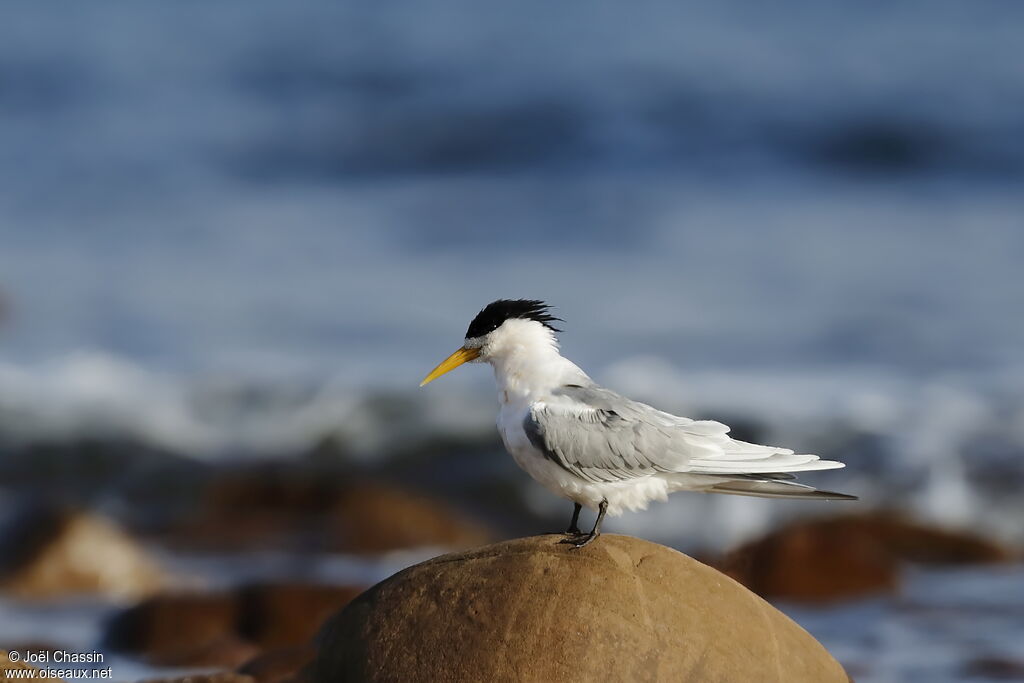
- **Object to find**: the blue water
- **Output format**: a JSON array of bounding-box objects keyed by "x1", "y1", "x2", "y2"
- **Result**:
[
  {"x1": 1, "y1": 1, "x2": 1022, "y2": 377},
  {"x1": 1, "y1": 0, "x2": 1022, "y2": 519}
]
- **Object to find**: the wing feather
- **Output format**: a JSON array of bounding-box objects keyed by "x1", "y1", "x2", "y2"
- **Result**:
[{"x1": 523, "y1": 383, "x2": 846, "y2": 482}]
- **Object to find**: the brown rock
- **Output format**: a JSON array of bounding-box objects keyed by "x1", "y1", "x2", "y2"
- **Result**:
[
  {"x1": 0, "y1": 644, "x2": 61, "y2": 660},
  {"x1": 2, "y1": 651, "x2": 49, "y2": 680},
  {"x1": 166, "y1": 467, "x2": 489, "y2": 554},
  {"x1": 237, "y1": 583, "x2": 363, "y2": 649},
  {"x1": 104, "y1": 592, "x2": 249, "y2": 667},
  {"x1": 326, "y1": 482, "x2": 490, "y2": 554},
  {"x1": 104, "y1": 582, "x2": 361, "y2": 669},
  {"x1": 962, "y1": 655, "x2": 1024, "y2": 680},
  {"x1": 149, "y1": 636, "x2": 261, "y2": 670},
  {"x1": 0, "y1": 504, "x2": 166, "y2": 601},
  {"x1": 199, "y1": 466, "x2": 339, "y2": 514},
  {"x1": 313, "y1": 534, "x2": 848, "y2": 683},
  {"x1": 718, "y1": 516, "x2": 900, "y2": 603},
  {"x1": 718, "y1": 512, "x2": 1014, "y2": 604},
  {"x1": 858, "y1": 512, "x2": 1014, "y2": 565},
  {"x1": 237, "y1": 645, "x2": 316, "y2": 683},
  {"x1": 162, "y1": 514, "x2": 302, "y2": 553},
  {"x1": 161, "y1": 466, "x2": 335, "y2": 552}
]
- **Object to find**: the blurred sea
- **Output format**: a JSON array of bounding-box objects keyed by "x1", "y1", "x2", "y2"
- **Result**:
[{"x1": 1, "y1": 3, "x2": 1023, "y2": 680}]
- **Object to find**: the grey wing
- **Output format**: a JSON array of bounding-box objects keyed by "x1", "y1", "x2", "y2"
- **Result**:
[{"x1": 523, "y1": 384, "x2": 728, "y2": 483}]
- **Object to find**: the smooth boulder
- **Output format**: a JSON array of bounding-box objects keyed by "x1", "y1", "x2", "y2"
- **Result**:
[{"x1": 313, "y1": 534, "x2": 848, "y2": 682}]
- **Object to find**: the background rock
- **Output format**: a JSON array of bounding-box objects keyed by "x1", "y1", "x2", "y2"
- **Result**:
[
  {"x1": 237, "y1": 583, "x2": 363, "y2": 649},
  {"x1": 718, "y1": 512, "x2": 1014, "y2": 603},
  {"x1": 2, "y1": 651, "x2": 43, "y2": 679},
  {"x1": 961, "y1": 655, "x2": 1024, "y2": 680},
  {"x1": 324, "y1": 481, "x2": 490, "y2": 553},
  {"x1": 0, "y1": 504, "x2": 166, "y2": 601},
  {"x1": 1, "y1": 650, "x2": 63, "y2": 681},
  {"x1": 856, "y1": 512, "x2": 1014, "y2": 565},
  {"x1": 103, "y1": 592, "x2": 247, "y2": 668},
  {"x1": 161, "y1": 467, "x2": 490, "y2": 554},
  {"x1": 314, "y1": 534, "x2": 849, "y2": 683},
  {"x1": 717, "y1": 516, "x2": 900, "y2": 603},
  {"x1": 104, "y1": 582, "x2": 361, "y2": 669},
  {"x1": 237, "y1": 645, "x2": 316, "y2": 683}
]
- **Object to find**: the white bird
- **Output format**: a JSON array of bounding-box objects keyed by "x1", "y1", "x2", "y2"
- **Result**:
[{"x1": 421, "y1": 299, "x2": 855, "y2": 547}]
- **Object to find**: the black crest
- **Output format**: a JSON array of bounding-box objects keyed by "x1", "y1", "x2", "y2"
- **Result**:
[{"x1": 465, "y1": 299, "x2": 562, "y2": 339}]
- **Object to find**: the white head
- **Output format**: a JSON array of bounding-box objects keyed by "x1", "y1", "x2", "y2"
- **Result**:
[{"x1": 420, "y1": 299, "x2": 562, "y2": 386}]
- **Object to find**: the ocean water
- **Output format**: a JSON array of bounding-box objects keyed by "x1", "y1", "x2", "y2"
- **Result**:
[
  {"x1": 2, "y1": 0, "x2": 1022, "y2": 538},
  {"x1": 1, "y1": 3, "x2": 1023, "y2": 678}
]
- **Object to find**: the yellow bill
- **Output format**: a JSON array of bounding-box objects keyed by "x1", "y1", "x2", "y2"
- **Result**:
[{"x1": 420, "y1": 347, "x2": 481, "y2": 386}]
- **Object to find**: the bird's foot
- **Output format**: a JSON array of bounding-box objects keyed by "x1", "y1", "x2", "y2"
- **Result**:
[
  {"x1": 560, "y1": 531, "x2": 598, "y2": 548},
  {"x1": 565, "y1": 524, "x2": 582, "y2": 536}
]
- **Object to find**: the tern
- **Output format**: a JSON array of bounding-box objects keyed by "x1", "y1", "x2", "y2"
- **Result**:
[{"x1": 421, "y1": 299, "x2": 855, "y2": 547}]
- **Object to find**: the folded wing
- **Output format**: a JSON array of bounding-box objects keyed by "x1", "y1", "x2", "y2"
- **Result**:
[{"x1": 524, "y1": 383, "x2": 846, "y2": 486}]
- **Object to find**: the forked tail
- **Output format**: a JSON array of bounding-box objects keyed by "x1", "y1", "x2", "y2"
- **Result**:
[{"x1": 697, "y1": 474, "x2": 857, "y2": 501}]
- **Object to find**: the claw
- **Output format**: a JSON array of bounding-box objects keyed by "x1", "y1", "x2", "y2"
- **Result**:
[
  {"x1": 563, "y1": 531, "x2": 599, "y2": 548},
  {"x1": 561, "y1": 499, "x2": 606, "y2": 549},
  {"x1": 561, "y1": 536, "x2": 593, "y2": 548}
]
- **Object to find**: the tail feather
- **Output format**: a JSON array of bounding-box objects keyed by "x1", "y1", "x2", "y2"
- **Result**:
[
  {"x1": 688, "y1": 434, "x2": 847, "y2": 475},
  {"x1": 689, "y1": 454, "x2": 846, "y2": 474},
  {"x1": 701, "y1": 476, "x2": 858, "y2": 501}
]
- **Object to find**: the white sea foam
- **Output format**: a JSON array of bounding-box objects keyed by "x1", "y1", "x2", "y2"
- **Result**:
[{"x1": 3, "y1": 347, "x2": 1021, "y2": 549}]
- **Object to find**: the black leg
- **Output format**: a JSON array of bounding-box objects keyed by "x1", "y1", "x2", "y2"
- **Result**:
[
  {"x1": 565, "y1": 503, "x2": 582, "y2": 535},
  {"x1": 563, "y1": 500, "x2": 607, "y2": 548}
]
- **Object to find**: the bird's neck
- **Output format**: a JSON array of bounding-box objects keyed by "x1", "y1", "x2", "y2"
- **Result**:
[{"x1": 487, "y1": 322, "x2": 588, "y2": 404}]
